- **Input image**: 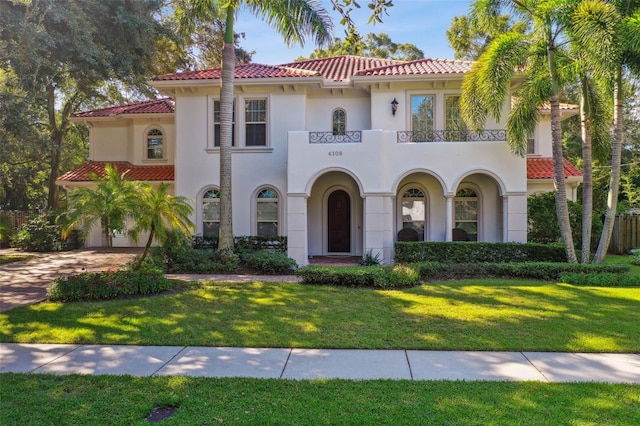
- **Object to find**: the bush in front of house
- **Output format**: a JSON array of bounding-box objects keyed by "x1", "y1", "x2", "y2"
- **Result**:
[
  {"x1": 559, "y1": 272, "x2": 640, "y2": 287},
  {"x1": 240, "y1": 251, "x2": 297, "y2": 274},
  {"x1": 296, "y1": 264, "x2": 420, "y2": 288},
  {"x1": 394, "y1": 241, "x2": 567, "y2": 264},
  {"x1": 418, "y1": 262, "x2": 630, "y2": 281},
  {"x1": 10, "y1": 215, "x2": 83, "y2": 252},
  {"x1": 47, "y1": 270, "x2": 172, "y2": 302}
]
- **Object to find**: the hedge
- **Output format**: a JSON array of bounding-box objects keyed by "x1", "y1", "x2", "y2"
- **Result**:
[
  {"x1": 296, "y1": 264, "x2": 420, "y2": 288},
  {"x1": 395, "y1": 242, "x2": 567, "y2": 264}
]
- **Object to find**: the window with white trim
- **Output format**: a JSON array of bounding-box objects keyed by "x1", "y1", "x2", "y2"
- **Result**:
[
  {"x1": 445, "y1": 95, "x2": 467, "y2": 141},
  {"x1": 213, "y1": 100, "x2": 235, "y2": 147},
  {"x1": 202, "y1": 188, "x2": 220, "y2": 239},
  {"x1": 256, "y1": 187, "x2": 278, "y2": 237},
  {"x1": 332, "y1": 108, "x2": 346, "y2": 135},
  {"x1": 146, "y1": 128, "x2": 164, "y2": 159},
  {"x1": 411, "y1": 95, "x2": 434, "y2": 141},
  {"x1": 245, "y1": 99, "x2": 267, "y2": 146},
  {"x1": 455, "y1": 187, "x2": 478, "y2": 241},
  {"x1": 401, "y1": 188, "x2": 425, "y2": 240}
]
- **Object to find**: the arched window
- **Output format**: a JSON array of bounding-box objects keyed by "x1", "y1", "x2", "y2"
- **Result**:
[
  {"x1": 332, "y1": 108, "x2": 346, "y2": 136},
  {"x1": 401, "y1": 188, "x2": 425, "y2": 240},
  {"x1": 202, "y1": 188, "x2": 220, "y2": 239},
  {"x1": 147, "y1": 128, "x2": 164, "y2": 159},
  {"x1": 256, "y1": 187, "x2": 278, "y2": 237},
  {"x1": 455, "y1": 187, "x2": 478, "y2": 241}
]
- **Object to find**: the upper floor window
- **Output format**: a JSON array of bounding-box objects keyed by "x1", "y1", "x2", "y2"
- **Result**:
[
  {"x1": 147, "y1": 129, "x2": 164, "y2": 159},
  {"x1": 445, "y1": 95, "x2": 467, "y2": 141},
  {"x1": 214, "y1": 100, "x2": 235, "y2": 147},
  {"x1": 332, "y1": 108, "x2": 346, "y2": 136},
  {"x1": 256, "y1": 187, "x2": 278, "y2": 237},
  {"x1": 202, "y1": 188, "x2": 220, "y2": 239},
  {"x1": 401, "y1": 188, "x2": 425, "y2": 241},
  {"x1": 411, "y1": 95, "x2": 434, "y2": 141},
  {"x1": 527, "y1": 136, "x2": 535, "y2": 154},
  {"x1": 245, "y1": 99, "x2": 267, "y2": 146},
  {"x1": 455, "y1": 187, "x2": 478, "y2": 241}
]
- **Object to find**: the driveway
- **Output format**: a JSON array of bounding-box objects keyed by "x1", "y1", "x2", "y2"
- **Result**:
[{"x1": 0, "y1": 248, "x2": 142, "y2": 312}]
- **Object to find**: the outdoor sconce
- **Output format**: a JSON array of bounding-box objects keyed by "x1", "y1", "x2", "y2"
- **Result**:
[{"x1": 391, "y1": 98, "x2": 399, "y2": 116}]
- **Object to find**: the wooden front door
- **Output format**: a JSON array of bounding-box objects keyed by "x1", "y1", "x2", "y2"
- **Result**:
[{"x1": 328, "y1": 190, "x2": 351, "y2": 252}]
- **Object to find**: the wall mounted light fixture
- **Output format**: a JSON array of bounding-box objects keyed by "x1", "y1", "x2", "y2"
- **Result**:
[{"x1": 391, "y1": 98, "x2": 399, "y2": 116}]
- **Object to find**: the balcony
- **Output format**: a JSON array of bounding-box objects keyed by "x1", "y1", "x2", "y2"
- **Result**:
[
  {"x1": 397, "y1": 129, "x2": 507, "y2": 143},
  {"x1": 309, "y1": 131, "x2": 362, "y2": 144}
]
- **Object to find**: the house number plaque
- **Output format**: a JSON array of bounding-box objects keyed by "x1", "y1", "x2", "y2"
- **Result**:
[{"x1": 328, "y1": 151, "x2": 343, "y2": 156}]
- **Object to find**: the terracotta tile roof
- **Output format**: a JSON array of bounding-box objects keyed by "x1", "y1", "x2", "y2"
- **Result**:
[
  {"x1": 280, "y1": 55, "x2": 403, "y2": 82},
  {"x1": 356, "y1": 58, "x2": 474, "y2": 76},
  {"x1": 527, "y1": 157, "x2": 582, "y2": 179},
  {"x1": 155, "y1": 63, "x2": 320, "y2": 81},
  {"x1": 57, "y1": 162, "x2": 174, "y2": 183},
  {"x1": 72, "y1": 98, "x2": 174, "y2": 118}
]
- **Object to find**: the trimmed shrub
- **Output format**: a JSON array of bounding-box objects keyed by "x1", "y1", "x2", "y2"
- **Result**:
[
  {"x1": 418, "y1": 262, "x2": 630, "y2": 281},
  {"x1": 394, "y1": 241, "x2": 567, "y2": 264},
  {"x1": 560, "y1": 272, "x2": 640, "y2": 287},
  {"x1": 241, "y1": 251, "x2": 297, "y2": 274},
  {"x1": 296, "y1": 264, "x2": 420, "y2": 288},
  {"x1": 11, "y1": 215, "x2": 83, "y2": 252},
  {"x1": 47, "y1": 270, "x2": 172, "y2": 302},
  {"x1": 145, "y1": 245, "x2": 234, "y2": 273}
]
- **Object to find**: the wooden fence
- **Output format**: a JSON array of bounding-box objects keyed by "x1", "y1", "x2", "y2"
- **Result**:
[{"x1": 610, "y1": 214, "x2": 640, "y2": 254}]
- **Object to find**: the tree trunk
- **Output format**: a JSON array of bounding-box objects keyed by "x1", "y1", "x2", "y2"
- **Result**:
[
  {"x1": 594, "y1": 67, "x2": 624, "y2": 263},
  {"x1": 134, "y1": 224, "x2": 155, "y2": 270},
  {"x1": 547, "y1": 35, "x2": 576, "y2": 263},
  {"x1": 580, "y1": 75, "x2": 593, "y2": 263},
  {"x1": 45, "y1": 83, "x2": 62, "y2": 210},
  {"x1": 218, "y1": 8, "x2": 235, "y2": 254}
]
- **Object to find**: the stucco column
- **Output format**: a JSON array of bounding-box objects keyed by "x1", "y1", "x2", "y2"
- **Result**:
[
  {"x1": 445, "y1": 194, "x2": 454, "y2": 241},
  {"x1": 287, "y1": 194, "x2": 309, "y2": 267},
  {"x1": 363, "y1": 194, "x2": 394, "y2": 265},
  {"x1": 505, "y1": 193, "x2": 528, "y2": 243},
  {"x1": 502, "y1": 196, "x2": 509, "y2": 242}
]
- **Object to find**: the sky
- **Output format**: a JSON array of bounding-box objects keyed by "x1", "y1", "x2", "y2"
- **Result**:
[{"x1": 234, "y1": 0, "x2": 473, "y2": 65}]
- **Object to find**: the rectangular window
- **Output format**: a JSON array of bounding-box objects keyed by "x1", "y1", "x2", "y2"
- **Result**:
[
  {"x1": 527, "y1": 137, "x2": 535, "y2": 154},
  {"x1": 402, "y1": 200, "x2": 425, "y2": 240},
  {"x1": 214, "y1": 100, "x2": 235, "y2": 147},
  {"x1": 411, "y1": 95, "x2": 434, "y2": 142},
  {"x1": 203, "y1": 200, "x2": 220, "y2": 238},
  {"x1": 257, "y1": 201, "x2": 278, "y2": 237},
  {"x1": 445, "y1": 95, "x2": 467, "y2": 141},
  {"x1": 245, "y1": 99, "x2": 267, "y2": 146}
]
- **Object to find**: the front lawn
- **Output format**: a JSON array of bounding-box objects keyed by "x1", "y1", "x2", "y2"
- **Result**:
[
  {"x1": 1, "y1": 374, "x2": 639, "y2": 425},
  {"x1": 2, "y1": 279, "x2": 639, "y2": 352}
]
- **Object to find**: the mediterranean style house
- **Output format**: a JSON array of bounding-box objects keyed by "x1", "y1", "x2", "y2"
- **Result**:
[{"x1": 58, "y1": 55, "x2": 583, "y2": 265}]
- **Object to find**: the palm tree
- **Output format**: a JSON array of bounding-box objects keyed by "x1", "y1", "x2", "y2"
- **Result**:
[
  {"x1": 177, "y1": 0, "x2": 333, "y2": 256},
  {"x1": 59, "y1": 164, "x2": 140, "y2": 247},
  {"x1": 572, "y1": 0, "x2": 640, "y2": 263},
  {"x1": 128, "y1": 182, "x2": 194, "y2": 269},
  {"x1": 462, "y1": 0, "x2": 578, "y2": 262}
]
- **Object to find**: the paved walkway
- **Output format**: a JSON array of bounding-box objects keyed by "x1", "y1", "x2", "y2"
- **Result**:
[
  {"x1": 0, "y1": 248, "x2": 142, "y2": 312},
  {"x1": 2, "y1": 344, "x2": 639, "y2": 382}
]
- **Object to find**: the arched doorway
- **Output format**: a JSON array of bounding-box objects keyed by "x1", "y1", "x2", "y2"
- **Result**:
[{"x1": 328, "y1": 190, "x2": 351, "y2": 252}]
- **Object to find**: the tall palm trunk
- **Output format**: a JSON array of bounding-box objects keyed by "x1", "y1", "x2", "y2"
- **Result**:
[
  {"x1": 580, "y1": 75, "x2": 593, "y2": 263},
  {"x1": 218, "y1": 8, "x2": 235, "y2": 254},
  {"x1": 548, "y1": 32, "x2": 577, "y2": 263},
  {"x1": 594, "y1": 67, "x2": 624, "y2": 263}
]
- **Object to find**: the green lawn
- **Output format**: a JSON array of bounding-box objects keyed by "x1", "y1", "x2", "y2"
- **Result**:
[
  {"x1": 2, "y1": 272, "x2": 640, "y2": 424},
  {"x1": 2, "y1": 278, "x2": 639, "y2": 352},
  {"x1": 1, "y1": 374, "x2": 639, "y2": 425}
]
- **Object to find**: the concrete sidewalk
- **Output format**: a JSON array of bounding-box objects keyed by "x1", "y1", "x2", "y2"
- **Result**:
[{"x1": 2, "y1": 343, "x2": 639, "y2": 383}]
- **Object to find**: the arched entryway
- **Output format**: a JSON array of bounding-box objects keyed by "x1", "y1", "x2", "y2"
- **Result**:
[{"x1": 328, "y1": 190, "x2": 351, "y2": 252}]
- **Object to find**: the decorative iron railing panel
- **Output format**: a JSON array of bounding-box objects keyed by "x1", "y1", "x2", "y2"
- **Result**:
[
  {"x1": 309, "y1": 131, "x2": 362, "y2": 144},
  {"x1": 397, "y1": 129, "x2": 507, "y2": 143}
]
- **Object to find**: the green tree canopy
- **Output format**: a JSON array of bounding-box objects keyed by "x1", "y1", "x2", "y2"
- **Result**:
[
  {"x1": 297, "y1": 32, "x2": 423, "y2": 60},
  {"x1": 446, "y1": 14, "x2": 527, "y2": 60}
]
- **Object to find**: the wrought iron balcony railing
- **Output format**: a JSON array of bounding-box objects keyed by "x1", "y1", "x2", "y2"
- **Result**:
[
  {"x1": 309, "y1": 131, "x2": 362, "y2": 144},
  {"x1": 397, "y1": 129, "x2": 507, "y2": 143}
]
